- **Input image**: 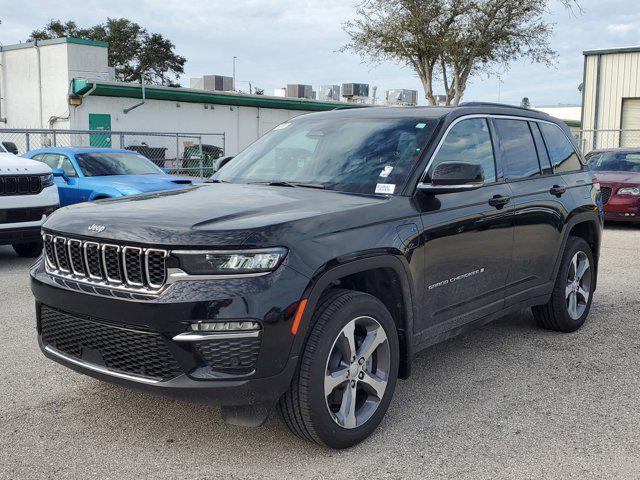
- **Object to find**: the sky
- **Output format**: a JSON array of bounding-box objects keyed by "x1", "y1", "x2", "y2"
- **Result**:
[{"x1": 0, "y1": 0, "x2": 639, "y2": 106}]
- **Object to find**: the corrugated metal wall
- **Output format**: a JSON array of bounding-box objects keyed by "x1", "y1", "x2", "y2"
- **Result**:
[{"x1": 583, "y1": 50, "x2": 640, "y2": 151}]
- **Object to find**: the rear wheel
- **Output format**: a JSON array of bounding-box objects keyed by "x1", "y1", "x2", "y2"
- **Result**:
[
  {"x1": 278, "y1": 289, "x2": 399, "y2": 448},
  {"x1": 532, "y1": 236, "x2": 595, "y2": 332},
  {"x1": 12, "y1": 241, "x2": 43, "y2": 258}
]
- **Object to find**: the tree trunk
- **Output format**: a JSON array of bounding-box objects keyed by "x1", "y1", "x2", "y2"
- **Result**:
[{"x1": 419, "y1": 73, "x2": 437, "y2": 106}]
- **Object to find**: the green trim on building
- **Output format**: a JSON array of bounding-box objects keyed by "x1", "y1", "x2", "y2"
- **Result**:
[
  {"x1": 65, "y1": 37, "x2": 109, "y2": 48},
  {"x1": 72, "y1": 78, "x2": 366, "y2": 112},
  {"x1": 0, "y1": 37, "x2": 108, "y2": 52}
]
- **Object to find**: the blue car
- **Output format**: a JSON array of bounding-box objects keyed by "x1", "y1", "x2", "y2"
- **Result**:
[{"x1": 23, "y1": 148, "x2": 198, "y2": 206}]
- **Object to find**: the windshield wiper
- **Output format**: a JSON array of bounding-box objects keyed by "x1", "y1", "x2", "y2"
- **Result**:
[{"x1": 249, "y1": 181, "x2": 325, "y2": 189}]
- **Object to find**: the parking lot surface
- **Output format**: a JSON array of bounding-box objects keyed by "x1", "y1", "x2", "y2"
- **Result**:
[{"x1": 1, "y1": 225, "x2": 639, "y2": 479}]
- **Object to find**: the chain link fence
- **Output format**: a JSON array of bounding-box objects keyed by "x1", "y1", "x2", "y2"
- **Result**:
[
  {"x1": 579, "y1": 129, "x2": 640, "y2": 155},
  {"x1": 0, "y1": 128, "x2": 225, "y2": 179}
]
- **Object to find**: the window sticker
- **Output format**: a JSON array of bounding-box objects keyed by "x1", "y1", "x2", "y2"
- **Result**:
[
  {"x1": 274, "y1": 123, "x2": 291, "y2": 130},
  {"x1": 415, "y1": 123, "x2": 427, "y2": 129},
  {"x1": 379, "y1": 165, "x2": 394, "y2": 177},
  {"x1": 375, "y1": 183, "x2": 396, "y2": 195}
]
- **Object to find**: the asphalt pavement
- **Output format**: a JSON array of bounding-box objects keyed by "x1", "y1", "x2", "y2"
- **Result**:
[{"x1": 1, "y1": 224, "x2": 639, "y2": 479}]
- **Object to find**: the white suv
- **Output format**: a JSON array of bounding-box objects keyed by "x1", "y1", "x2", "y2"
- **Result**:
[{"x1": 0, "y1": 143, "x2": 59, "y2": 257}]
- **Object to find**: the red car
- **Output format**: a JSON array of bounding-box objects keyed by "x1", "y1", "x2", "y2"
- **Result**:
[{"x1": 586, "y1": 148, "x2": 640, "y2": 222}]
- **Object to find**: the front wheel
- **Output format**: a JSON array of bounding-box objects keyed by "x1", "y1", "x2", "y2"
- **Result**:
[
  {"x1": 12, "y1": 241, "x2": 43, "y2": 258},
  {"x1": 532, "y1": 236, "x2": 595, "y2": 332},
  {"x1": 278, "y1": 289, "x2": 399, "y2": 448}
]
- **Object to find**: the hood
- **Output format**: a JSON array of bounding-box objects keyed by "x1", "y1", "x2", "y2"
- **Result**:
[
  {"x1": 2, "y1": 153, "x2": 51, "y2": 175},
  {"x1": 594, "y1": 170, "x2": 640, "y2": 185},
  {"x1": 43, "y1": 183, "x2": 391, "y2": 246},
  {"x1": 94, "y1": 174, "x2": 196, "y2": 194}
]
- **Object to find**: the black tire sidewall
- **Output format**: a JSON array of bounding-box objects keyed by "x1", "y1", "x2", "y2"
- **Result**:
[
  {"x1": 302, "y1": 292, "x2": 399, "y2": 449},
  {"x1": 552, "y1": 237, "x2": 595, "y2": 330}
]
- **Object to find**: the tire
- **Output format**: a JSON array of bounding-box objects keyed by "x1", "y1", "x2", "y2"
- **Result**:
[
  {"x1": 12, "y1": 240, "x2": 43, "y2": 258},
  {"x1": 278, "y1": 289, "x2": 400, "y2": 448},
  {"x1": 532, "y1": 236, "x2": 595, "y2": 332}
]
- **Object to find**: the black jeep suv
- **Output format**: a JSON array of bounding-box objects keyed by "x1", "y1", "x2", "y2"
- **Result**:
[{"x1": 31, "y1": 104, "x2": 603, "y2": 448}]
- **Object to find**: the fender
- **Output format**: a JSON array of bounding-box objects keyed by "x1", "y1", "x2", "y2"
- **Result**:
[
  {"x1": 88, "y1": 188, "x2": 122, "y2": 201},
  {"x1": 289, "y1": 253, "x2": 416, "y2": 379},
  {"x1": 552, "y1": 209, "x2": 602, "y2": 290}
]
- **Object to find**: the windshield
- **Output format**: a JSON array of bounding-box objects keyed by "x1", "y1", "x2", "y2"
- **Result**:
[
  {"x1": 75, "y1": 152, "x2": 162, "y2": 176},
  {"x1": 587, "y1": 151, "x2": 640, "y2": 172},
  {"x1": 215, "y1": 115, "x2": 437, "y2": 195}
]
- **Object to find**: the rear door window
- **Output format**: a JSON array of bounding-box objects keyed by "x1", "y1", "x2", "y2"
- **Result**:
[
  {"x1": 493, "y1": 119, "x2": 541, "y2": 180},
  {"x1": 539, "y1": 123, "x2": 582, "y2": 173}
]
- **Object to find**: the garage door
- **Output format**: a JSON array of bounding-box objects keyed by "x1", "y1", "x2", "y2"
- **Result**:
[{"x1": 621, "y1": 99, "x2": 640, "y2": 147}]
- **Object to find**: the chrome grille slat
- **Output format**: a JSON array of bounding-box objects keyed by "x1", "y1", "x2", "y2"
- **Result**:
[
  {"x1": 53, "y1": 237, "x2": 71, "y2": 273},
  {"x1": 84, "y1": 242, "x2": 103, "y2": 279},
  {"x1": 43, "y1": 233, "x2": 168, "y2": 293},
  {"x1": 67, "y1": 239, "x2": 85, "y2": 276},
  {"x1": 122, "y1": 246, "x2": 144, "y2": 286},
  {"x1": 102, "y1": 244, "x2": 122, "y2": 283}
]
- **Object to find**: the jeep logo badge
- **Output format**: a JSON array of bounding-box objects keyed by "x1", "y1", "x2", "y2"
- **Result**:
[{"x1": 88, "y1": 224, "x2": 106, "y2": 233}]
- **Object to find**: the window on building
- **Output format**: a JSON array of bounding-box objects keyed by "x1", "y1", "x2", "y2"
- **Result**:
[{"x1": 494, "y1": 119, "x2": 541, "y2": 180}]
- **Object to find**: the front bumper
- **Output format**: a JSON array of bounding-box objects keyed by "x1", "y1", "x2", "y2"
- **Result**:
[{"x1": 31, "y1": 259, "x2": 309, "y2": 406}]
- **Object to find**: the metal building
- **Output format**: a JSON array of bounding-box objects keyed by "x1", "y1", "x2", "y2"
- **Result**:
[{"x1": 582, "y1": 46, "x2": 640, "y2": 152}]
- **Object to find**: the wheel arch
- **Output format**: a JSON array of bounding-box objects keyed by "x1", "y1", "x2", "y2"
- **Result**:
[
  {"x1": 292, "y1": 254, "x2": 416, "y2": 379},
  {"x1": 554, "y1": 211, "x2": 602, "y2": 290}
]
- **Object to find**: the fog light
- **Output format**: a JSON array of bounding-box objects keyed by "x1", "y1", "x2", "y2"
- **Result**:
[{"x1": 190, "y1": 321, "x2": 260, "y2": 332}]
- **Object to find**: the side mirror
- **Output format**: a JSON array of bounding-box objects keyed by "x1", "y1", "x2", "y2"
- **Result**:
[
  {"x1": 216, "y1": 155, "x2": 234, "y2": 171},
  {"x1": 417, "y1": 162, "x2": 484, "y2": 193},
  {"x1": 52, "y1": 168, "x2": 69, "y2": 182}
]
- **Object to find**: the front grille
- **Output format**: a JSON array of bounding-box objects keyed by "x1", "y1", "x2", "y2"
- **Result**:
[
  {"x1": 601, "y1": 187, "x2": 612, "y2": 205},
  {"x1": 39, "y1": 305, "x2": 183, "y2": 381},
  {"x1": 0, "y1": 175, "x2": 42, "y2": 196},
  {"x1": 195, "y1": 337, "x2": 261, "y2": 375},
  {"x1": 43, "y1": 234, "x2": 168, "y2": 292}
]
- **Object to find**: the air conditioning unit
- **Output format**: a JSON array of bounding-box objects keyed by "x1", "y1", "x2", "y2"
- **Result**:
[
  {"x1": 341, "y1": 83, "x2": 369, "y2": 99},
  {"x1": 286, "y1": 84, "x2": 314, "y2": 99},
  {"x1": 319, "y1": 85, "x2": 341, "y2": 102},
  {"x1": 190, "y1": 75, "x2": 234, "y2": 92},
  {"x1": 385, "y1": 89, "x2": 418, "y2": 106}
]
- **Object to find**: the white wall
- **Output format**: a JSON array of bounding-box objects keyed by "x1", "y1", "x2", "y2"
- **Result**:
[
  {"x1": 72, "y1": 95, "x2": 307, "y2": 156},
  {"x1": 0, "y1": 40, "x2": 109, "y2": 129}
]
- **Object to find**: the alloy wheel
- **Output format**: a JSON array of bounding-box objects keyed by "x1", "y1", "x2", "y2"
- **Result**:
[
  {"x1": 566, "y1": 251, "x2": 591, "y2": 320},
  {"x1": 324, "y1": 316, "x2": 390, "y2": 429}
]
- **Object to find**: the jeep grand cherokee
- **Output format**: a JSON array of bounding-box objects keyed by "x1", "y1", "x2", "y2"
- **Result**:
[{"x1": 31, "y1": 104, "x2": 603, "y2": 448}]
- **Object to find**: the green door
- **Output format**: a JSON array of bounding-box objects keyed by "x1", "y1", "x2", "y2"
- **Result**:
[{"x1": 89, "y1": 113, "x2": 112, "y2": 147}]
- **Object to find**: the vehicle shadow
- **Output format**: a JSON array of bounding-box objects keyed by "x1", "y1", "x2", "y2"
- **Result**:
[
  {"x1": 0, "y1": 245, "x2": 37, "y2": 270},
  {"x1": 71, "y1": 307, "x2": 547, "y2": 462}
]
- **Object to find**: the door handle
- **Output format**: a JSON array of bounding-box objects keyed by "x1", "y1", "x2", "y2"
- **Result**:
[
  {"x1": 488, "y1": 195, "x2": 510, "y2": 209},
  {"x1": 549, "y1": 185, "x2": 567, "y2": 197}
]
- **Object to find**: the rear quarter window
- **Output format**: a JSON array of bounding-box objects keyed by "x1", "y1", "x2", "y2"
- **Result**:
[{"x1": 539, "y1": 123, "x2": 582, "y2": 173}]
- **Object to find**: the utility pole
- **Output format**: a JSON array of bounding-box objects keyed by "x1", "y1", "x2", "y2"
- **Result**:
[{"x1": 233, "y1": 56, "x2": 237, "y2": 91}]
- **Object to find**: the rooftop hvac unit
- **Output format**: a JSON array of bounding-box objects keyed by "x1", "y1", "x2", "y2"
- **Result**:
[
  {"x1": 319, "y1": 85, "x2": 341, "y2": 101},
  {"x1": 341, "y1": 83, "x2": 369, "y2": 99},
  {"x1": 286, "y1": 84, "x2": 314, "y2": 99},
  {"x1": 385, "y1": 89, "x2": 418, "y2": 106},
  {"x1": 190, "y1": 75, "x2": 234, "y2": 92}
]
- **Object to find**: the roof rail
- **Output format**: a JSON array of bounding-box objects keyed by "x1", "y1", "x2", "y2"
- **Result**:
[{"x1": 459, "y1": 101, "x2": 544, "y2": 113}]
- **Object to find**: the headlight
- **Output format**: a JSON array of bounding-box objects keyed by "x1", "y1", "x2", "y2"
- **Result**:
[
  {"x1": 40, "y1": 173, "x2": 54, "y2": 188},
  {"x1": 618, "y1": 186, "x2": 640, "y2": 196},
  {"x1": 173, "y1": 248, "x2": 288, "y2": 275}
]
